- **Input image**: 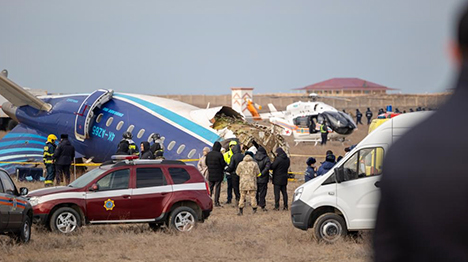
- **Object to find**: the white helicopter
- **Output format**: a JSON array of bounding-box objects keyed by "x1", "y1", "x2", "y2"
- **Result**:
[{"x1": 245, "y1": 93, "x2": 357, "y2": 145}]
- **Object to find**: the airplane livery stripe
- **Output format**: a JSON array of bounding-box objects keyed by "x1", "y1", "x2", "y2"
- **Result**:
[
  {"x1": 0, "y1": 148, "x2": 43, "y2": 154},
  {"x1": 114, "y1": 94, "x2": 219, "y2": 143},
  {"x1": 3, "y1": 133, "x2": 47, "y2": 140},
  {"x1": 0, "y1": 140, "x2": 44, "y2": 148}
]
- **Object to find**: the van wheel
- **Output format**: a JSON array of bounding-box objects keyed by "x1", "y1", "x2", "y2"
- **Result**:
[
  {"x1": 313, "y1": 213, "x2": 347, "y2": 243},
  {"x1": 169, "y1": 207, "x2": 197, "y2": 232},
  {"x1": 49, "y1": 207, "x2": 81, "y2": 234},
  {"x1": 14, "y1": 215, "x2": 32, "y2": 243}
]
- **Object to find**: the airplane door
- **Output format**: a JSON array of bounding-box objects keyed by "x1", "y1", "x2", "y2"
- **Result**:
[
  {"x1": 85, "y1": 169, "x2": 133, "y2": 221},
  {"x1": 336, "y1": 147, "x2": 384, "y2": 230},
  {"x1": 75, "y1": 89, "x2": 114, "y2": 142}
]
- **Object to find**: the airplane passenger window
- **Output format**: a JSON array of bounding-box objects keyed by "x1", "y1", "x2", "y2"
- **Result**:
[
  {"x1": 147, "y1": 133, "x2": 155, "y2": 143},
  {"x1": 106, "y1": 117, "x2": 114, "y2": 127},
  {"x1": 116, "y1": 121, "x2": 124, "y2": 131},
  {"x1": 127, "y1": 125, "x2": 135, "y2": 133},
  {"x1": 137, "y1": 129, "x2": 145, "y2": 139},
  {"x1": 167, "y1": 141, "x2": 176, "y2": 151},
  {"x1": 177, "y1": 144, "x2": 185, "y2": 154},
  {"x1": 96, "y1": 113, "x2": 103, "y2": 123},
  {"x1": 188, "y1": 149, "x2": 196, "y2": 158},
  {"x1": 161, "y1": 136, "x2": 166, "y2": 143}
]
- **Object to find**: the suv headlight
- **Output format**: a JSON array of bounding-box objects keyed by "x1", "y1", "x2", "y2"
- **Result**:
[
  {"x1": 293, "y1": 187, "x2": 304, "y2": 202},
  {"x1": 28, "y1": 196, "x2": 40, "y2": 206}
]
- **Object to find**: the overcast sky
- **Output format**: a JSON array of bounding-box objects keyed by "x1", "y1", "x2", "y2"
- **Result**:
[{"x1": 0, "y1": 0, "x2": 466, "y2": 95}]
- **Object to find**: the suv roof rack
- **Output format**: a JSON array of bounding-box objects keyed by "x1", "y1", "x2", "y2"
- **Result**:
[{"x1": 109, "y1": 159, "x2": 186, "y2": 167}]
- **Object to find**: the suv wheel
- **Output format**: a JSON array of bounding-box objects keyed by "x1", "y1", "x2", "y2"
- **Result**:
[
  {"x1": 169, "y1": 207, "x2": 198, "y2": 232},
  {"x1": 15, "y1": 215, "x2": 32, "y2": 243},
  {"x1": 313, "y1": 213, "x2": 347, "y2": 243},
  {"x1": 49, "y1": 207, "x2": 81, "y2": 234}
]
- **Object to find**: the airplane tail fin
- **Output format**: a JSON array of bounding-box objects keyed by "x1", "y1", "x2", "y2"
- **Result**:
[
  {"x1": 0, "y1": 71, "x2": 52, "y2": 111},
  {"x1": 267, "y1": 103, "x2": 278, "y2": 113}
]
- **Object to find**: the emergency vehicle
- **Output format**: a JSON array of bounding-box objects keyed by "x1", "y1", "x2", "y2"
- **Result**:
[
  {"x1": 0, "y1": 168, "x2": 32, "y2": 242},
  {"x1": 291, "y1": 112, "x2": 431, "y2": 242},
  {"x1": 28, "y1": 156, "x2": 213, "y2": 234}
]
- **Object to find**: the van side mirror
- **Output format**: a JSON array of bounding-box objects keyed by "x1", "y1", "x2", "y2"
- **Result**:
[
  {"x1": 335, "y1": 167, "x2": 344, "y2": 183},
  {"x1": 89, "y1": 183, "x2": 99, "y2": 192},
  {"x1": 19, "y1": 187, "x2": 29, "y2": 196}
]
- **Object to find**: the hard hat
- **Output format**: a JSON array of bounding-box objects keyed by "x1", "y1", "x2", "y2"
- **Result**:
[
  {"x1": 123, "y1": 131, "x2": 133, "y2": 139},
  {"x1": 152, "y1": 133, "x2": 161, "y2": 140},
  {"x1": 47, "y1": 134, "x2": 57, "y2": 142},
  {"x1": 229, "y1": 140, "x2": 238, "y2": 147}
]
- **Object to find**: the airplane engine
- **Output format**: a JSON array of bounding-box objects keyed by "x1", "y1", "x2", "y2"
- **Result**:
[{"x1": 319, "y1": 111, "x2": 357, "y2": 135}]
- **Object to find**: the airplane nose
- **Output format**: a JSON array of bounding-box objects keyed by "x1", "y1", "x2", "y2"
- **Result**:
[
  {"x1": 2, "y1": 102, "x2": 18, "y2": 122},
  {"x1": 320, "y1": 111, "x2": 357, "y2": 135}
]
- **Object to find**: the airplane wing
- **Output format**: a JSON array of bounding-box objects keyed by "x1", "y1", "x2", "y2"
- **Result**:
[
  {"x1": 0, "y1": 123, "x2": 49, "y2": 174},
  {"x1": 0, "y1": 74, "x2": 52, "y2": 111}
]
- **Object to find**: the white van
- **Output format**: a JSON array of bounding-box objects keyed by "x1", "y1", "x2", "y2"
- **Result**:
[{"x1": 290, "y1": 112, "x2": 431, "y2": 243}]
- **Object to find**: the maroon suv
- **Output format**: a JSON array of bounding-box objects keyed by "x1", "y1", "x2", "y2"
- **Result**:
[{"x1": 28, "y1": 159, "x2": 213, "y2": 234}]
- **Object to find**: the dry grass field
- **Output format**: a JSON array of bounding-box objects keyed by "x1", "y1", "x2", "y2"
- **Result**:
[{"x1": 0, "y1": 126, "x2": 373, "y2": 262}]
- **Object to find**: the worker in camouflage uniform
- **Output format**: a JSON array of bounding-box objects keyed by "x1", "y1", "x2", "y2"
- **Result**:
[
  {"x1": 235, "y1": 153, "x2": 260, "y2": 215},
  {"x1": 43, "y1": 134, "x2": 57, "y2": 187}
]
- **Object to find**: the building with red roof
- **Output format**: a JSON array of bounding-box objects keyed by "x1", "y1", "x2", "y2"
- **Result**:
[{"x1": 295, "y1": 78, "x2": 398, "y2": 96}]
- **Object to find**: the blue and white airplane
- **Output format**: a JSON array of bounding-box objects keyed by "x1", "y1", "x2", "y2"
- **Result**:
[{"x1": 0, "y1": 73, "x2": 242, "y2": 174}]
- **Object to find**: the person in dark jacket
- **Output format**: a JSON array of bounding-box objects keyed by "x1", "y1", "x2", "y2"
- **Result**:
[
  {"x1": 150, "y1": 133, "x2": 164, "y2": 159},
  {"x1": 373, "y1": 6, "x2": 468, "y2": 261},
  {"x1": 355, "y1": 109, "x2": 363, "y2": 125},
  {"x1": 317, "y1": 154, "x2": 335, "y2": 176},
  {"x1": 53, "y1": 134, "x2": 75, "y2": 185},
  {"x1": 205, "y1": 142, "x2": 226, "y2": 206},
  {"x1": 43, "y1": 134, "x2": 57, "y2": 187},
  {"x1": 226, "y1": 144, "x2": 244, "y2": 204},
  {"x1": 254, "y1": 146, "x2": 271, "y2": 211},
  {"x1": 365, "y1": 108, "x2": 373, "y2": 125},
  {"x1": 271, "y1": 147, "x2": 290, "y2": 211},
  {"x1": 304, "y1": 157, "x2": 316, "y2": 182},
  {"x1": 320, "y1": 120, "x2": 328, "y2": 145},
  {"x1": 116, "y1": 136, "x2": 130, "y2": 155},
  {"x1": 139, "y1": 142, "x2": 154, "y2": 159}
]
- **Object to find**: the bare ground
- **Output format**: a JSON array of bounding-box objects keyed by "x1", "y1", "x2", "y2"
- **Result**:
[{"x1": 0, "y1": 125, "x2": 373, "y2": 262}]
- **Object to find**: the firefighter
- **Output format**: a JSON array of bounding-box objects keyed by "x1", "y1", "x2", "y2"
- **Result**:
[
  {"x1": 150, "y1": 133, "x2": 164, "y2": 159},
  {"x1": 116, "y1": 132, "x2": 139, "y2": 156},
  {"x1": 43, "y1": 134, "x2": 57, "y2": 187}
]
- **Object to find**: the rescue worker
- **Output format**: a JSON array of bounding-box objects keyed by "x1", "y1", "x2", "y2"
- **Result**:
[
  {"x1": 320, "y1": 120, "x2": 328, "y2": 145},
  {"x1": 125, "y1": 132, "x2": 139, "y2": 156},
  {"x1": 205, "y1": 142, "x2": 226, "y2": 207},
  {"x1": 304, "y1": 157, "x2": 316, "y2": 182},
  {"x1": 356, "y1": 109, "x2": 363, "y2": 125},
  {"x1": 150, "y1": 133, "x2": 164, "y2": 159},
  {"x1": 53, "y1": 134, "x2": 75, "y2": 185},
  {"x1": 43, "y1": 134, "x2": 57, "y2": 187},
  {"x1": 254, "y1": 146, "x2": 270, "y2": 211},
  {"x1": 223, "y1": 140, "x2": 238, "y2": 204},
  {"x1": 236, "y1": 153, "x2": 260, "y2": 215},
  {"x1": 226, "y1": 144, "x2": 244, "y2": 205},
  {"x1": 140, "y1": 141, "x2": 154, "y2": 159},
  {"x1": 317, "y1": 154, "x2": 336, "y2": 177},
  {"x1": 365, "y1": 108, "x2": 373, "y2": 125},
  {"x1": 116, "y1": 134, "x2": 130, "y2": 155},
  {"x1": 271, "y1": 147, "x2": 290, "y2": 211}
]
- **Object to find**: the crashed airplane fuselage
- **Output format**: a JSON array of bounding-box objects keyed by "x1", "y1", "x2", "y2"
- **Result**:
[{"x1": 0, "y1": 74, "x2": 287, "y2": 173}]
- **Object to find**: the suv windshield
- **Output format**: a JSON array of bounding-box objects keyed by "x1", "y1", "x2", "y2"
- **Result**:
[{"x1": 69, "y1": 167, "x2": 109, "y2": 188}]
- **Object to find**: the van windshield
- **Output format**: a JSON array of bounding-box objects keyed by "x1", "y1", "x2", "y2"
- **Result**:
[{"x1": 69, "y1": 167, "x2": 109, "y2": 188}]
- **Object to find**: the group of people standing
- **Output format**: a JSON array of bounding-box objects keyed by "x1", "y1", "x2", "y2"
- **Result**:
[
  {"x1": 116, "y1": 131, "x2": 164, "y2": 159},
  {"x1": 304, "y1": 150, "x2": 337, "y2": 182},
  {"x1": 43, "y1": 134, "x2": 75, "y2": 187},
  {"x1": 198, "y1": 141, "x2": 291, "y2": 215}
]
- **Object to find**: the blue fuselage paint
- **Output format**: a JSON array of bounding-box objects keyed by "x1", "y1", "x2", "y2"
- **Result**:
[{"x1": 9, "y1": 93, "x2": 219, "y2": 163}]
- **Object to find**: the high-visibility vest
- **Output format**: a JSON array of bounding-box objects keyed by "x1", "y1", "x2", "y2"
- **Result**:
[
  {"x1": 320, "y1": 124, "x2": 328, "y2": 134},
  {"x1": 43, "y1": 142, "x2": 56, "y2": 164}
]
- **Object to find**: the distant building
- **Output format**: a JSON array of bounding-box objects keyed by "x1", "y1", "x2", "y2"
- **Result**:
[{"x1": 295, "y1": 78, "x2": 398, "y2": 96}]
